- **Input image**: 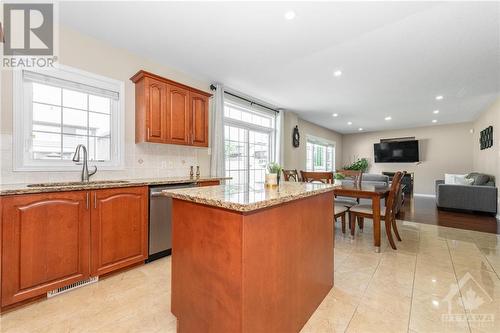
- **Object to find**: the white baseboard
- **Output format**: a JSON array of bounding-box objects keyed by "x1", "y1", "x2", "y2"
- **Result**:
[{"x1": 413, "y1": 193, "x2": 436, "y2": 198}]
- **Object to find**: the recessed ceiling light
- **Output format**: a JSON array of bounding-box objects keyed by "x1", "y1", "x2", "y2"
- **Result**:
[
  {"x1": 385, "y1": 116, "x2": 392, "y2": 121},
  {"x1": 347, "y1": 121, "x2": 352, "y2": 125},
  {"x1": 435, "y1": 95, "x2": 444, "y2": 100},
  {"x1": 358, "y1": 127, "x2": 363, "y2": 131},
  {"x1": 284, "y1": 10, "x2": 296, "y2": 20},
  {"x1": 432, "y1": 119, "x2": 438, "y2": 123},
  {"x1": 433, "y1": 110, "x2": 440, "y2": 114},
  {"x1": 333, "y1": 70, "x2": 342, "y2": 77},
  {"x1": 332, "y1": 113, "x2": 338, "y2": 117}
]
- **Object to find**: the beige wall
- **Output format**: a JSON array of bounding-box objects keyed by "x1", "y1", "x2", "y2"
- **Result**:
[
  {"x1": 472, "y1": 97, "x2": 500, "y2": 182},
  {"x1": 283, "y1": 111, "x2": 343, "y2": 172},
  {"x1": 342, "y1": 123, "x2": 475, "y2": 195},
  {"x1": 0, "y1": 26, "x2": 212, "y2": 184}
]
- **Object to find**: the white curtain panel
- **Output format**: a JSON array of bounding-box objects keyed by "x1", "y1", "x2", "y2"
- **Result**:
[
  {"x1": 275, "y1": 110, "x2": 285, "y2": 165},
  {"x1": 210, "y1": 83, "x2": 225, "y2": 177}
]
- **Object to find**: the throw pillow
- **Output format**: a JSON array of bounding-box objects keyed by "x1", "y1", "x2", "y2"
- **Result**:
[
  {"x1": 455, "y1": 175, "x2": 474, "y2": 186},
  {"x1": 445, "y1": 174, "x2": 467, "y2": 185},
  {"x1": 466, "y1": 172, "x2": 490, "y2": 186}
]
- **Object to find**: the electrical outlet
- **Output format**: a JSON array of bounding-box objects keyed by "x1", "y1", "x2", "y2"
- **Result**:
[{"x1": 161, "y1": 161, "x2": 167, "y2": 169}]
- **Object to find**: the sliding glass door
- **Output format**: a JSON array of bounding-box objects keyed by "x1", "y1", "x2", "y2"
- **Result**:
[{"x1": 224, "y1": 102, "x2": 275, "y2": 188}]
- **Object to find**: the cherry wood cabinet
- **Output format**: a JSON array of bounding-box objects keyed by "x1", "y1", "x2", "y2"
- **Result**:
[
  {"x1": 166, "y1": 84, "x2": 191, "y2": 145},
  {"x1": 131, "y1": 70, "x2": 211, "y2": 147},
  {"x1": 1, "y1": 186, "x2": 148, "y2": 308},
  {"x1": 190, "y1": 91, "x2": 210, "y2": 147},
  {"x1": 90, "y1": 187, "x2": 148, "y2": 276},
  {"x1": 1, "y1": 191, "x2": 90, "y2": 306}
]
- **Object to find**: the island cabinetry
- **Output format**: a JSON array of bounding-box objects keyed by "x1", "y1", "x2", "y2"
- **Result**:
[
  {"x1": 171, "y1": 189, "x2": 334, "y2": 333},
  {"x1": 1, "y1": 186, "x2": 148, "y2": 308}
]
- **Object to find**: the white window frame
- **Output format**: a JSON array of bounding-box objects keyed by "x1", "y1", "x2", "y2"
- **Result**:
[
  {"x1": 306, "y1": 135, "x2": 336, "y2": 172},
  {"x1": 223, "y1": 100, "x2": 277, "y2": 185},
  {"x1": 13, "y1": 65, "x2": 125, "y2": 171}
]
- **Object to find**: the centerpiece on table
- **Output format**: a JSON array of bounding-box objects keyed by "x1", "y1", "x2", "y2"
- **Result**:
[{"x1": 266, "y1": 162, "x2": 282, "y2": 187}]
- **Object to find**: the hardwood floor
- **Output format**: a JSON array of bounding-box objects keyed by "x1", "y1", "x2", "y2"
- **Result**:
[{"x1": 398, "y1": 195, "x2": 499, "y2": 234}]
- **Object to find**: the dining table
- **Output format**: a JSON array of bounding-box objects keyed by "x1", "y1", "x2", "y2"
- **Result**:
[{"x1": 333, "y1": 184, "x2": 392, "y2": 252}]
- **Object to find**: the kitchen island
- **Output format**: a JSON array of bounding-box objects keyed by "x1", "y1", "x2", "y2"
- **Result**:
[{"x1": 163, "y1": 182, "x2": 336, "y2": 333}]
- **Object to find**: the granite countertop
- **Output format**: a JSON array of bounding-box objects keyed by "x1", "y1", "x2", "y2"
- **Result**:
[
  {"x1": 162, "y1": 181, "x2": 336, "y2": 212},
  {"x1": 0, "y1": 176, "x2": 230, "y2": 196}
]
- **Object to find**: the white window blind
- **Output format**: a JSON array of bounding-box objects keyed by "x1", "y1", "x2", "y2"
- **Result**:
[{"x1": 13, "y1": 65, "x2": 125, "y2": 171}]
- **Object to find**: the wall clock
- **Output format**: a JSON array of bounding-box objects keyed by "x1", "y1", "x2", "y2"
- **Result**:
[{"x1": 292, "y1": 125, "x2": 300, "y2": 148}]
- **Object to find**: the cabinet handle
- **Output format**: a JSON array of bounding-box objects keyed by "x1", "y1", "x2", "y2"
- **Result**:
[
  {"x1": 86, "y1": 192, "x2": 89, "y2": 210},
  {"x1": 94, "y1": 192, "x2": 97, "y2": 209}
]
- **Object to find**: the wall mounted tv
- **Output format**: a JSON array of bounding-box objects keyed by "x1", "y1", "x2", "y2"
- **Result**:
[{"x1": 374, "y1": 140, "x2": 420, "y2": 163}]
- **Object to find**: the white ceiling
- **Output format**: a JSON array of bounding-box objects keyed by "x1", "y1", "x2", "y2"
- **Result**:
[{"x1": 60, "y1": 1, "x2": 500, "y2": 134}]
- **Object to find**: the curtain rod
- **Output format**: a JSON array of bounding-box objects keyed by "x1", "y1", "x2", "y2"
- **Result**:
[{"x1": 210, "y1": 84, "x2": 279, "y2": 113}]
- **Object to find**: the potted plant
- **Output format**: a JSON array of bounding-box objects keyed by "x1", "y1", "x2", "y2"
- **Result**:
[
  {"x1": 334, "y1": 173, "x2": 345, "y2": 186},
  {"x1": 266, "y1": 162, "x2": 282, "y2": 187},
  {"x1": 343, "y1": 158, "x2": 369, "y2": 173}
]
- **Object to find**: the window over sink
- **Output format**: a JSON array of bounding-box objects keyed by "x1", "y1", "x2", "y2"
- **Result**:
[{"x1": 13, "y1": 65, "x2": 125, "y2": 171}]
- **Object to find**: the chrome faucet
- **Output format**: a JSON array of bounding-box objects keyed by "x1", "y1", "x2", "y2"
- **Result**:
[{"x1": 72, "y1": 144, "x2": 97, "y2": 182}]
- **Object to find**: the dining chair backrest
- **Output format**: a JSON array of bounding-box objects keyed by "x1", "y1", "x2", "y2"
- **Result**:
[
  {"x1": 300, "y1": 171, "x2": 334, "y2": 184},
  {"x1": 386, "y1": 171, "x2": 403, "y2": 221},
  {"x1": 336, "y1": 170, "x2": 363, "y2": 187},
  {"x1": 282, "y1": 169, "x2": 300, "y2": 182}
]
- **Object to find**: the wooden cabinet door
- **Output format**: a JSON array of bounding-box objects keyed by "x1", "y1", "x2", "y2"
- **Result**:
[
  {"x1": 166, "y1": 84, "x2": 191, "y2": 145},
  {"x1": 90, "y1": 186, "x2": 148, "y2": 276},
  {"x1": 190, "y1": 92, "x2": 209, "y2": 147},
  {"x1": 146, "y1": 78, "x2": 168, "y2": 143},
  {"x1": 1, "y1": 192, "x2": 90, "y2": 306}
]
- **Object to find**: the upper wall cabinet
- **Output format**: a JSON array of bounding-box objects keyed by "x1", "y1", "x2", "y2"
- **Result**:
[{"x1": 131, "y1": 70, "x2": 211, "y2": 147}]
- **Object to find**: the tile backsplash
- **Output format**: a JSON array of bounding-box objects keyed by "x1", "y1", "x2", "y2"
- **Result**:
[{"x1": 0, "y1": 133, "x2": 211, "y2": 184}]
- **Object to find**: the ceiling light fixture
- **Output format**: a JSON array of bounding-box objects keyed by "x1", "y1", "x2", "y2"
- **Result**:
[
  {"x1": 433, "y1": 110, "x2": 440, "y2": 114},
  {"x1": 284, "y1": 10, "x2": 296, "y2": 20},
  {"x1": 432, "y1": 119, "x2": 438, "y2": 123},
  {"x1": 435, "y1": 95, "x2": 444, "y2": 100},
  {"x1": 333, "y1": 70, "x2": 342, "y2": 77},
  {"x1": 358, "y1": 128, "x2": 363, "y2": 131},
  {"x1": 385, "y1": 116, "x2": 392, "y2": 121},
  {"x1": 332, "y1": 113, "x2": 338, "y2": 117},
  {"x1": 347, "y1": 121, "x2": 352, "y2": 125}
]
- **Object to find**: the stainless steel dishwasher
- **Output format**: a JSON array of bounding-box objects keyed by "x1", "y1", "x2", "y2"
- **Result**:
[{"x1": 147, "y1": 183, "x2": 196, "y2": 262}]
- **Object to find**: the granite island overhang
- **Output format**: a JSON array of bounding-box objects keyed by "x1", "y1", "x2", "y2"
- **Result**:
[{"x1": 162, "y1": 181, "x2": 336, "y2": 333}]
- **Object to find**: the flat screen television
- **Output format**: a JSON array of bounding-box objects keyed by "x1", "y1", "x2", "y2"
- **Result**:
[{"x1": 374, "y1": 140, "x2": 419, "y2": 163}]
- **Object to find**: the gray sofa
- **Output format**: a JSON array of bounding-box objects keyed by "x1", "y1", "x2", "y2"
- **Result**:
[
  {"x1": 435, "y1": 174, "x2": 497, "y2": 214},
  {"x1": 341, "y1": 173, "x2": 389, "y2": 187}
]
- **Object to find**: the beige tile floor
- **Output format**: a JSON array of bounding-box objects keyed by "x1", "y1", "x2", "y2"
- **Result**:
[{"x1": 1, "y1": 220, "x2": 499, "y2": 333}]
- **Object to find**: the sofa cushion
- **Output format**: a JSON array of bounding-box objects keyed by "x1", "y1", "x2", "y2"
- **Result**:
[
  {"x1": 445, "y1": 174, "x2": 470, "y2": 185},
  {"x1": 466, "y1": 172, "x2": 491, "y2": 186}
]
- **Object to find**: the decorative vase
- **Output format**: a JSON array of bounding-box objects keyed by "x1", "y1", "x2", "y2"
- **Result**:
[
  {"x1": 334, "y1": 179, "x2": 342, "y2": 186},
  {"x1": 266, "y1": 173, "x2": 278, "y2": 187}
]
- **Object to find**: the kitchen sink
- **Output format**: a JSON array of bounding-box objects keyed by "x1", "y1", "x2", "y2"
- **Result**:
[{"x1": 26, "y1": 180, "x2": 130, "y2": 188}]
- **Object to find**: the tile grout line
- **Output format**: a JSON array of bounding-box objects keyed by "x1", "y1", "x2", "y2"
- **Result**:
[
  {"x1": 343, "y1": 246, "x2": 384, "y2": 333},
  {"x1": 446, "y1": 240, "x2": 473, "y2": 333},
  {"x1": 406, "y1": 225, "x2": 420, "y2": 333}
]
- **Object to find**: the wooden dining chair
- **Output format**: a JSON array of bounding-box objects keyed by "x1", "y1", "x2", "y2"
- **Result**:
[
  {"x1": 348, "y1": 171, "x2": 404, "y2": 250},
  {"x1": 300, "y1": 171, "x2": 333, "y2": 184},
  {"x1": 282, "y1": 169, "x2": 300, "y2": 182},
  {"x1": 335, "y1": 170, "x2": 363, "y2": 207},
  {"x1": 301, "y1": 171, "x2": 349, "y2": 234}
]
